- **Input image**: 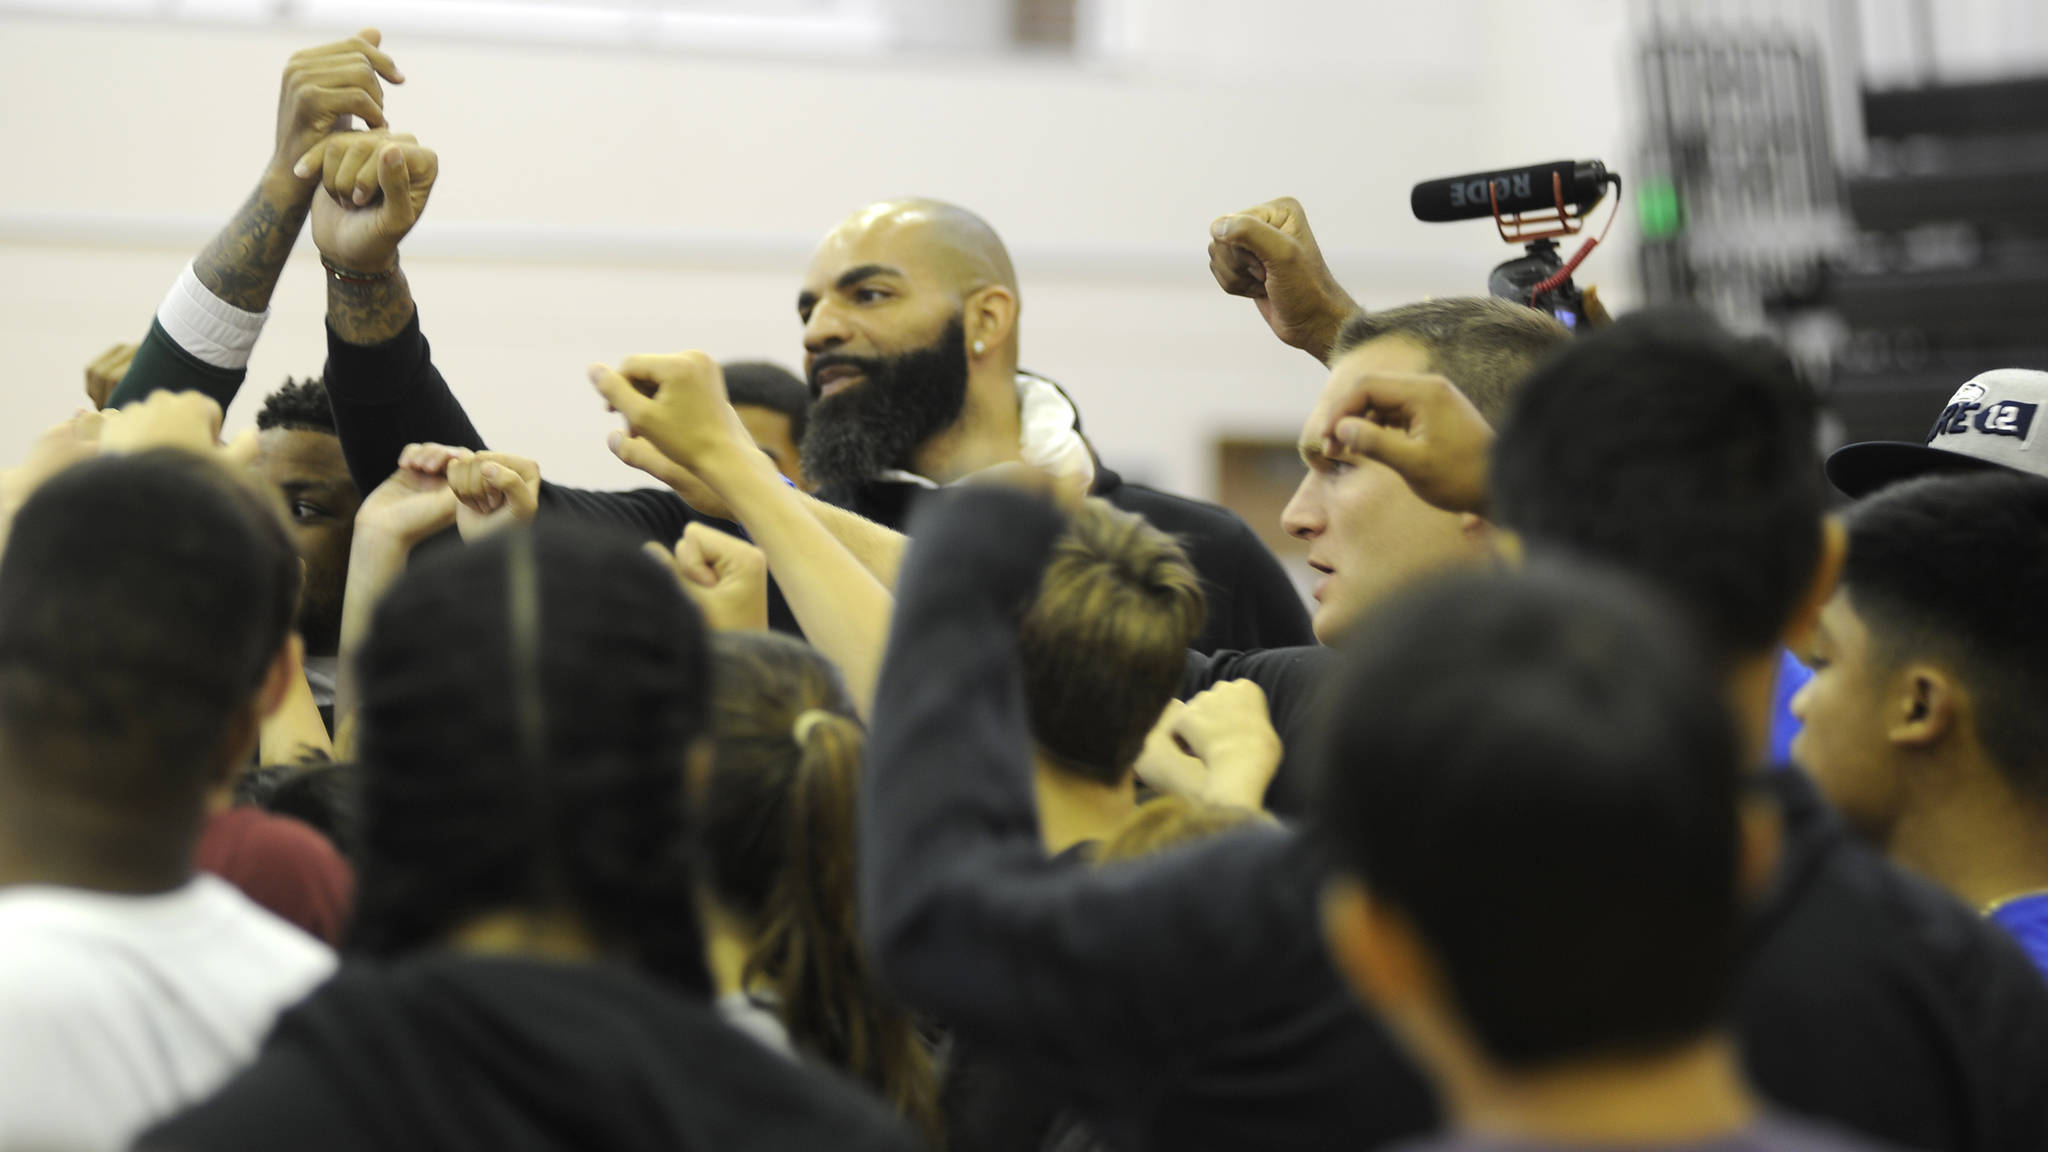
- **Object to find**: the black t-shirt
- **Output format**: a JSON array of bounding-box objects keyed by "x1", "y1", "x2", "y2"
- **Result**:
[
  {"x1": 1734, "y1": 768, "x2": 2048, "y2": 1152},
  {"x1": 1181, "y1": 645, "x2": 1336, "y2": 818}
]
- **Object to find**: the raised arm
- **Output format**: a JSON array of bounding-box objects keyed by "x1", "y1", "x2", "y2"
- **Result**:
[
  {"x1": 857, "y1": 485, "x2": 1325, "y2": 1093},
  {"x1": 609, "y1": 431, "x2": 910, "y2": 589},
  {"x1": 109, "y1": 32, "x2": 403, "y2": 412},
  {"x1": 332, "y1": 442, "x2": 461, "y2": 738},
  {"x1": 592, "y1": 353, "x2": 894, "y2": 713},
  {"x1": 1208, "y1": 197, "x2": 1360, "y2": 366},
  {"x1": 302, "y1": 132, "x2": 485, "y2": 492}
]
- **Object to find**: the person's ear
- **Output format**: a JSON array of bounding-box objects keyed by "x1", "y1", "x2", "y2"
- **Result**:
[
  {"x1": 1890, "y1": 665, "x2": 1959, "y2": 749},
  {"x1": 1783, "y1": 517, "x2": 1846, "y2": 654},
  {"x1": 964, "y1": 285, "x2": 1019, "y2": 362},
  {"x1": 1736, "y1": 790, "x2": 1784, "y2": 906},
  {"x1": 1320, "y1": 877, "x2": 1429, "y2": 1012}
]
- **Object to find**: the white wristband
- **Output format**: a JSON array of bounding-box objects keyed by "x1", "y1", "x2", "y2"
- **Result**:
[{"x1": 155, "y1": 262, "x2": 267, "y2": 371}]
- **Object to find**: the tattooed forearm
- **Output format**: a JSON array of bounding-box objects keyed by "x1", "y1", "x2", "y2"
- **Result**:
[
  {"x1": 327, "y1": 266, "x2": 415, "y2": 346},
  {"x1": 193, "y1": 180, "x2": 312, "y2": 313}
]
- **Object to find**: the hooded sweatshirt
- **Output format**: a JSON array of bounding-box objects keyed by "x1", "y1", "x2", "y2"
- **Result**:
[{"x1": 139, "y1": 953, "x2": 918, "y2": 1152}]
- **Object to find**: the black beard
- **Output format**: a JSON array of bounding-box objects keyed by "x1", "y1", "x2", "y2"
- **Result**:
[{"x1": 801, "y1": 317, "x2": 970, "y2": 492}]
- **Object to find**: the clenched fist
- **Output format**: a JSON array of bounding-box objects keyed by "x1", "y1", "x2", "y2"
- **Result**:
[
  {"x1": 1208, "y1": 197, "x2": 1359, "y2": 364},
  {"x1": 304, "y1": 132, "x2": 438, "y2": 275}
]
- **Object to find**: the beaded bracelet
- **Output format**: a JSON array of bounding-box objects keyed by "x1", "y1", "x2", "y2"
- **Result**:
[{"x1": 320, "y1": 255, "x2": 398, "y2": 284}]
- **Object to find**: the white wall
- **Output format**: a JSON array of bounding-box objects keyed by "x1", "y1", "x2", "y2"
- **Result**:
[{"x1": 0, "y1": 1, "x2": 1637, "y2": 498}]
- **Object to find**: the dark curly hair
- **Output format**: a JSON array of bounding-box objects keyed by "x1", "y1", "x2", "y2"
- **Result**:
[{"x1": 255, "y1": 378, "x2": 337, "y2": 436}]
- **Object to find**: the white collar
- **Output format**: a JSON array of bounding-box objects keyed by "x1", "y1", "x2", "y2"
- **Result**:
[{"x1": 875, "y1": 373, "x2": 1097, "y2": 491}]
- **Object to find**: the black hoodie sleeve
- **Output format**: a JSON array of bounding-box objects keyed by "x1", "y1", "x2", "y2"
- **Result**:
[
  {"x1": 322, "y1": 310, "x2": 485, "y2": 496},
  {"x1": 861, "y1": 486, "x2": 1321, "y2": 1098},
  {"x1": 321, "y1": 312, "x2": 714, "y2": 548}
]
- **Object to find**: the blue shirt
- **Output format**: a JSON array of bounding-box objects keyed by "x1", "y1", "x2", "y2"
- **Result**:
[
  {"x1": 1768, "y1": 649, "x2": 1812, "y2": 768},
  {"x1": 1987, "y1": 891, "x2": 2048, "y2": 982}
]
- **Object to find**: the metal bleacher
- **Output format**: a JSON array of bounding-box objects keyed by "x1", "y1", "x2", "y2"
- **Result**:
[{"x1": 1823, "y1": 75, "x2": 2048, "y2": 445}]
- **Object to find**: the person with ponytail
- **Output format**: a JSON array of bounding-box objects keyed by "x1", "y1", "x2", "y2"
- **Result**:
[
  {"x1": 142, "y1": 523, "x2": 915, "y2": 1152},
  {"x1": 698, "y1": 631, "x2": 944, "y2": 1148}
]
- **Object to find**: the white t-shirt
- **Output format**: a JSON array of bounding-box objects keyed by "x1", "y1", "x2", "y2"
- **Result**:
[{"x1": 0, "y1": 875, "x2": 336, "y2": 1151}]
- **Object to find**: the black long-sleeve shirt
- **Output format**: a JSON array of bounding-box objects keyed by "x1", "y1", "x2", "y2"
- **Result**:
[
  {"x1": 322, "y1": 313, "x2": 705, "y2": 541},
  {"x1": 322, "y1": 313, "x2": 1311, "y2": 655},
  {"x1": 865, "y1": 486, "x2": 2048, "y2": 1152}
]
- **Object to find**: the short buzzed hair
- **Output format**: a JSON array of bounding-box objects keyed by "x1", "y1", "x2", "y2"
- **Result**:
[
  {"x1": 1843, "y1": 471, "x2": 2048, "y2": 801},
  {"x1": 1319, "y1": 562, "x2": 1741, "y2": 1069},
  {"x1": 1492, "y1": 309, "x2": 1824, "y2": 666},
  {"x1": 0, "y1": 452, "x2": 299, "y2": 803},
  {"x1": 1021, "y1": 500, "x2": 1206, "y2": 786},
  {"x1": 1333, "y1": 298, "x2": 1572, "y2": 424}
]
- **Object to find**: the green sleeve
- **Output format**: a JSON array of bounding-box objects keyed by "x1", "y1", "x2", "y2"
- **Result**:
[{"x1": 106, "y1": 318, "x2": 248, "y2": 412}]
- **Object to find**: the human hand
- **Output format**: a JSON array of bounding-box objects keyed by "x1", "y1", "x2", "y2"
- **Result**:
[
  {"x1": 1, "y1": 411, "x2": 107, "y2": 541},
  {"x1": 270, "y1": 30, "x2": 404, "y2": 188},
  {"x1": 1134, "y1": 700, "x2": 1209, "y2": 802},
  {"x1": 84, "y1": 342, "x2": 136, "y2": 410},
  {"x1": 353, "y1": 442, "x2": 460, "y2": 548},
  {"x1": 588, "y1": 353, "x2": 767, "y2": 503},
  {"x1": 449, "y1": 451, "x2": 540, "y2": 541},
  {"x1": 1208, "y1": 197, "x2": 1360, "y2": 363},
  {"x1": 1133, "y1": 681, "x2": 1282, "y2": 810},
  {"x1": 611, "y1": 439, "x2": 738, "y2": 522},
  {"x1": 100, "y1": 392, "x2": 258, "y2": 464},
  {"x1": 304, "y1": 132, "x2": 437, "y2": 274},
  {"x1": 1312, "y1": 362, "x2": 1494, "y2": 516},
  {"x1": 645, "y1": 522, "x2": 769, "y2": 632}
]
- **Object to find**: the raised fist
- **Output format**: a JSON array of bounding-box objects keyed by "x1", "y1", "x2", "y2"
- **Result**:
[
  {"x1": 450, "y1": 451, "x2": 541, "y2": 541},
  {"x1": 84, "y1": 342, "x2": 136, "y2": 411},
  {"x1": 305, "y1": 132, "x2": 438, "y2": 275},
  {"x1": 1208, "y1": 197, "x2": 1359, "y2": 364},
  {"x1": 646, "y1": 522, "x2": 770, "y2": 633}
]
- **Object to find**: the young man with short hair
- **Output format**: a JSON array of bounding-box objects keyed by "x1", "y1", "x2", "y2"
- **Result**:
[
  {"x1": 251, "y1": 378, "x2": 358, "y2": 710},
  {"x1": 1321, "y1": 565, "x2": 1895, "y2": 1152},
  {"x1": 1792, "y1": 470, "x2": 2048, "y2": 976},
  {"x1": 0, "y1": 447, "x2": 335, "y2": 1149}
]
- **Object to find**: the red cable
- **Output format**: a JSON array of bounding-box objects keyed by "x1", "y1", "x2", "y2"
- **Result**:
[{"x1": 1531, "y1": 177, "x2": 1623, "y2": 297}]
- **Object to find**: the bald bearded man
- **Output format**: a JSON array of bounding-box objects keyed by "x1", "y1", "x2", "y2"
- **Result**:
[
  {"x1": 792, "y1": 199, "x2": 1310, "y2": 652},
  {"x1": 311, "y1": 156, "x2": 1309, "y2": 652}
]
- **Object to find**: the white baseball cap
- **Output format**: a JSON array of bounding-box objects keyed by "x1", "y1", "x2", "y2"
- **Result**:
[{"x1": 1826, "y1": 368, "x2": 2048, "y2": 497}]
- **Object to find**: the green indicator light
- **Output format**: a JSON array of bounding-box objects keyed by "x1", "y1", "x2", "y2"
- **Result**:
[{"x1": 1638, "y1": 179, "x2": 1684, "y2": 239}]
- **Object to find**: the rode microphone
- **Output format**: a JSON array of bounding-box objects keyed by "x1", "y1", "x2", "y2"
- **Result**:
[
  {"x1": 1407, "y1": 159, "x2": 1622, "y2": 331},
  {"x1": 1410, "y1": 160, "x2": 1611, "y2": 224}
]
